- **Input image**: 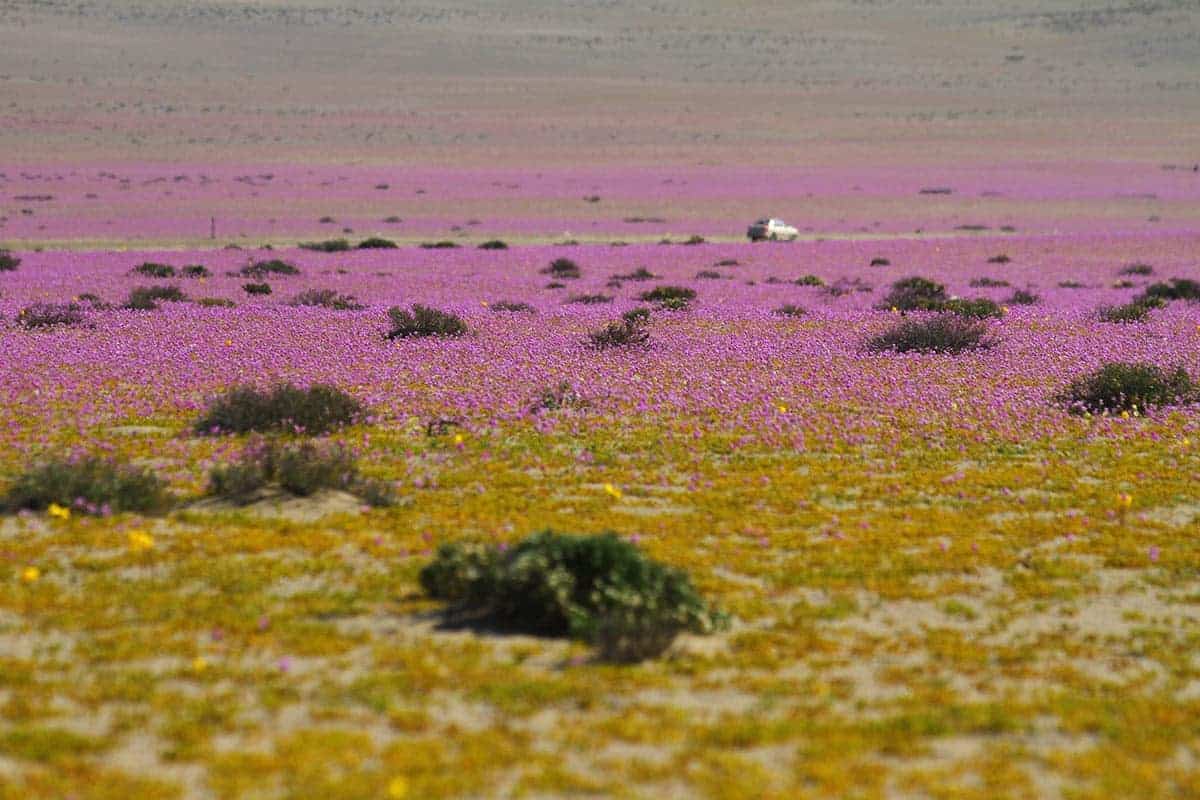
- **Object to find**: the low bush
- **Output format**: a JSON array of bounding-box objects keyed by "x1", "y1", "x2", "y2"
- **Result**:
[
  {"x1": 241, "y1": 259, "x2": 300, "y2": 278},
  {"x1": 419, "y1": 241, "x2": 460, "y2": 249},
  {"x1": 194, "y1": 383, "x2": 363, "y2": 435},
  {"x1": 1058, "y1": 280, "x2": 1086, "y2": 289},
  {"x1": 986, "y1": 254, "x2": 1011, "y2": 264},
  {"x1": 1006, "y1": 289, "x2": 1040, "y2": 305},
  {"x1": 621, "y1": 307, "x2": 651, "y2": 325},
  {"x1": 1097, "y1": 297, "x2": 1163, "y2": 323},
  {"x1": 867, "y1": 315, "x2": 994, "y2": 354},
  {"x1": 1059, "y1": 362, "x2": 1194, "y2": 415},
  {"x1": 567, "y1": 293, "x2": 613, "y2": 305},
  {"x1": 1141, "y1": 278, "x2": 1200, "y2": 302},
  {"x1": 125, "y1": 285, "x2": 187, "y2": 310},
  {"x1": 290, "y1": 289, "x2": 364, "y2": 311},
  {"x1": 1119, "y1": 263, "x2": 1153, "y2": 276},
  {"x1": 419, "y1": 531, "x2": 727, "y2": 662},
  {"x1": 77, "y1": 293, "x2": 109, "y2": 309},
  {"x1": 356, "y1": 237, "x2": 398, "y2": 249},
  {"x1": 640, "y1": 285, "x2": 696, "y2": 309},
  {"x1": 969, "y1": 277, "x2": 1010, "y2": 288},
  {"x1": 878, "y1": 276, "x2": 947, "y2": 311},
  {"x1": 695, "y1": 270, "x2": 722, "y2": 279},
  {"x1": 612, "y1": 267, "x2": 655, "y2": 281},
  {"x1": 208, "y1": 439, "x2": 393, "y2": 505},
  {"x1": 529, "y1": 382, "x2": 584, "y2": 413},
  {"x1": 774, "y1": 304, "x2": 806, "y2": 318},
  {"x1": 682, "y1": 235, "x2": 706, "y2": 245},
  {"x1": 196, "y1": 297, "x2": 236, "y2": 308},
  {"x1": 385, "y1": 305, "x2": 467, "y2": 339},
  {"x1": 824, "y1": 278, "x2": 872, "y2": 297},
  {"x1": 299, "y1": 238, "x2": 351, "y2": 253},
  {"x1": 942, "y1": 297, "x2": 1003, "y2": 319},
  {"x1": 182, "y1": 265, "x2": 210, "y2": 278},
  {"x1": 715, "y1": 259, "x2": 739, "y2": 267},
  {"x1": 478, "y1": 240, "x2": 508, "y2": 250},
  {"x1": 0, "y1": 250, "x2": 19, "y2": 271},
  {"x1": 588, "y1": 319, "x2": 650, "y2": 350},
  {"x1": 545, "y1": 282, "x2": 566, "y2": 289},
  {"x1": 490, "y1": 301, "x2": 535, "y2": 313},
  {"x1": 132, "y1": 262, "x2": 175, "y2": 278},
  {"x1": 243, "y1": 282, "x2": 272, "y2": 295},
  {"x1": 18, "y1": 303, "x2": 86, "y2": 329},
  {"x1": 794, "y1": 275, "x2": 824, "y2": 287},
  {"x1": 3, "y1": 456, "x2": 170, "y2": 514},
  {"x1": 869, "y1": 257, "x2": 890, "y2": 267},
  {"x1": 543, "y1": 258, "x2": 581, "y2": 279}
]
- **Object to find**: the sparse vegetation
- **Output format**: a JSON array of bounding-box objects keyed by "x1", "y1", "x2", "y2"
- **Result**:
[
  {"x1": 640, "y1": 285, "x2": 696, "y2": 309},
  {"x1": 243, "y1": 282, "x2": 272, "y2": 295},
  {"x1": 208, "y1": 439, "x2": 394, "y2": 505},
  {"x1": 567, "y1": 294, "x2": 613, "y2": 305},
  {"x1": 241, "y1": 259, "x2": 300, "y2": 278},
  {"x1": 970, "y1": 277, "x2": 1010, "y2": 288},
  {"x1": 357, "y1": 237, "x2": 398, "y2": 249},
  {"x1": 1141, "y1": 278, "x2": 1200, "y2": 302},
  {"x1": 299, "y1": 239, "x2": 351, "y2": 253},
  {"x1": 385, "y1": 304, "x2": 467, "y2": 339},
  {"x1": 543, "y1": 258, "x2": 581, "y2": 279},
  {"x1": 290, "y1": 289, "x2": 364, "y2": 311},
  {"x1": 132, "y1": 262, "x2": 175, "y2": 278},
  {"x1": 17, "y1": 303, "x2": 86, "y2": 329},
  {"x1": 588, "y1": 319, "x2": 650, "y2": 350},
  {"x1": 1097, "y1": 297, "x2": 1164, "y2": 323},
  {"x1": 419, "y1": 241, "x2": 460, "y2": 249},
  {"x1": 1119, "y1": 263, "x2": 1153, "y2": 276},
  {"x1": 194, "y1": 383, "x2": 363, "y2": 436},
  {"x1": 879, "y1": 276, "x2": 947, "y2": 311},
  {"x1": 1006, "y1": 288, "x2": 1040, "y2": 305},
  {"x1": 478, "y1": 240, "x2": 509, "y2": 250},
  {"x1": 867, "y1": 315, "x2": 994, "y2": 354},
  {"x1": 0, "y1": 250, "x2": 19, "y2": 271},
  {"x1": 3, "y1": 456, "x2": 170, "y2": 514},
  {"x1": 490, "y1": 301, "x2": 535, "y2": 313},
  {"x1": 125, "y1": 285, "x2": 187, "y2": 310},
  {"x1": 774, "y1": 304, "x2": 806, "y2": 318},
  {"x1": 182, "y1": 265, "x2": 210, "y2": 278},
  {"x1": 942, "y1": 297, "x2": 1003, "y2": 319},
  {"x1": 794, "y1": 275, "x2": 825, "y2": 287},
  {"x1": 1060, "y1": 362, "x2": 1194, "y2": 415}
]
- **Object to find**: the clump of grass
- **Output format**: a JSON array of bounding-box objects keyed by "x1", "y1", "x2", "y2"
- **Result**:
[
  {"x1": 567, "y1": 293, "x2": 613, "y2": 305},
  {"x1": 986, "y1": 254, "x2": 1011, "y2": 264},
  {"x1": 290, "y1": 289, "x2": 364, "y2": 311},
  {"x1": 182, "y1": 265, "x2": 210, "y2": 278},
  {"x1": 131, "y1": 262, "x2": 175, "y2": 278},
  {"x1": 18, "y1": 303, "x2": 85, "y2": 329},
  {"x1": 196, "y1": 297, "x2": 236, "y2": 308},
  {"x1": 869, "y1": 257, "x2": 890, "y2": 266},
  {"x1": 715, "y1": 259, "x2": 739, "y2": 267},
  {"x1": 478, "y1": 240, "x2": 508, "y2": 250},
  {"x1": 942, "y1": 297, "x2": 1003, "y2": 319},
  {"x1": 419, "y1": 241, "x2": 460, "y2": 249},
  {"x1": 0, "y1": 250, "x2": 19, "y2": 271},
  {"x1": 612, "y1": 267, "x2": 655, "y2": 281},
  {"x1": 695, "y1": 270, "x2": 722, "y2": 279},
  {"x1": 2, "y1": 456, "x2": 170, "y2": 515},
  {"x1": 194, "y1": 383, "x2": 363, "y2": 436},
  {"x1": 1058, "y1": 280, "x2": 1086, "y2": 289},
  {"x1": 970, "y1": 277, "x2": 1010, "y2": 288},
  {"x1": 774, "y1": 304, "x2": 806, "y2": 317},
  {"x1": 1097, "y1": 297, "x2": 1164, "y2": 323},
  {"x1": 241, "y1": 259, "x2": 300, "y2": 278},
  {"x1": 243, "y1": 282, "x2": 272, "y2": 295},
  {"x1": 529, "y1": 382, "x2": 584, "y2": 414},
  {"x1": 208, "y1": 439, "x2": 394, "y2": 505},
  {"x1": 1141, "y1": 278, "x2": 1200, "y2": 302},
  {"x1": 125, "y1": 285, "x2": 187, "y2": 310},
  {"x1": 385, "y1": 305, "x2": 467, "y2": 339},
  {"x1": 794, "y1": 275, "x2": 825, "y2": 287},
  {"x1": 419, "y1": 531, "x2": 727, "y2": 662},
  {"x1": 588, "y1": 318, "x2": 650, "y2": 350},
  {"x1": 1059, "y1": 362, "x2": 1194, "y2": 415},
  {"x1": 867, "y1": 316, "x2": 994, "y2": 354},
  {"x1": 640, "y1": 285, "x2": 696, "y2": 310},
  {"x1": 1119, "y1": 263, "x2": 1153, "y2": 276},
  {"x1": 490, "y1": 301, "x2": 535, "y2": 313},
  {"x1": 824, "y1": 278, "x2": 873, "y2": 297},
  {"x1": 622, "y1": 307, "x2": 652, "y2": 325},
  {"x1": 542, "y1": 258, "x2": 581, "y2": 279},
  {"x1": 356, "y1": 237, "x2": 398, "y2": 249},
  {"x1": 299, "y1": 239, "x2": 351, "y2": 253},
  {"x1": 1006, "y1": 288, "x2": 1039, "y2": 305},
  {"x1": 878, "y1": 276, "x2": 947, "y2": 311}
]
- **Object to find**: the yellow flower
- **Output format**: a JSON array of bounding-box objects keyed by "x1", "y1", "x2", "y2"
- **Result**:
[
  {"x1": 1117, "y1": 493, "x2": 1133, "y2": 509},
  {"x1": 192, "y1": 656, "x2": 209, "y2": 674},
  {"x1": 604, "y1": 483, "x2": 623, "y2": 500},
  {"x1": 128, "y1": 530, "x2": 155, "y2": 553},
  {"x1": 224, "y1": 339, "x2": 233, "y2": 347},
  {"x1": 453, "y1": 433, "x2": 464, "y2": 446},
  {"x1": 47, "y1": 503, "x2": 71, "y2": 520},
  {"x1": 21, "y1": 566, "x2": 40, "y2": 583},
  {"x1": 776, "y1": 404, "x2": 788, "y2": 414},
  {"x1": 388, "y1": 777, "x2": 409, "y2": 799}
]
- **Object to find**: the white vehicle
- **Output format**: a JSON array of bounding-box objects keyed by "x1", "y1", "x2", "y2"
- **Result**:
[{"x1": 746, "y1": 218, "x2": 799, "y2": 241}]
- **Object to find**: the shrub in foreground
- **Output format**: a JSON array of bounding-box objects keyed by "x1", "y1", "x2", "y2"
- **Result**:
[
  {"x1": 125, "y1": 285, "x2": 187, "y2": 310},
  {"x1": 18, "y1": 303, "x2": 86, "y2": 329},
  {"x1": 3, "y1": 456, "x2": 170, "y2": 515},
  {"x1": 1059, "y1": 362, "x2": 1194, "y2": 415},
  {"x1": 208, "y1": 439, "x2": 394, "y2": 505},
  {"x1": 290, "y1": 289, "x2": 364, "y2": 311},
  {"x1": 385, "y1": 305, "x2": 467, "y2": 339},
  {"x1": 867, "y1": 315, "x2": 994, "y2": 354},
  {"x1": 419, "y1": 531, "x2": 727, "y2": 662},
  {"x1": 0, "y1": 250, "x2": 19, "y2": 271},
  {"x1": 1141, "y1": 278, "x2": 1200, "y2": 303},
  {"x1": 195, "y1": 383, "x2": 363, "y2": 435},
  {"x1": 588, "y1": 319, "x2": 650, "y2": 350}
]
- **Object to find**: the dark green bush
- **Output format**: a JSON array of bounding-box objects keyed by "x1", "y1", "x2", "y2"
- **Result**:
[
  {"x1": 18, "y1": 303, "x2": 85, "y2": 329},
  {"x1": 969, "y1": 277, "x2": 1009, "y2": 288},
  {"x1": 419, "y1": 241, "x2": 460, "y2": 249},
  {"x1": 869, "y1": 257, "x2": 890, "y2": 267},
  {"x1": 878, "y1": 276, "x2": 947, "y2": 311},
  {"x1": 3, "y1": 456, "x2": 170, "y2": 514},
  {"x1": 942, "y1": 297, "x2": 1003, "y2": 319},
  {"x1": 196, "y1": 297, "x2": 236, "y2": 308},
  {"x1": 682, "y1": 235, "x2": 706, "y2": 245},
  {"x1": 195, "y1": 383, "x2": 363, "y2": 435},
  {"x1": 774, "y1": 304, "x2": 806, "y2": 318},
  {"x1": 290, "y1": 289, "x2": 364, "y2": 310},
  {"x1": 182, "y1": 265, "x2": 210, "y2": 278},
  {"x1": 241, "y1": 259, "x2": 300, "y2": 278},
  {"x1": 640, "y1": 286, "x2": 696, "y2": 309},
  {"x1": 132, "y1": 262, "x2": 175, "y2": 278},
  {"x1": 1142, "y1": 278, "x2": 1200, "y2": 302},
  {"x1": 794, "y1": 275, "x2": 825, "y2": 287},
  {"x1": 1058, "y1": 280, "x2": 1086, "y2": 289},
  {"x1": 208, "y1": 439, "x2": 393, "y2": 505},
  {"x1": 695, "y1": 270, "x2": 722, "y2": 279},
  {"x1": 0, "y1": 250, "x2": 19, "y2": 271},
  {"x1": 490, "y1": 301, "x2": 535, "y2": 313},
  {"x1": 543, "y1": 258, "x2": 581, "y2": 279},
  {"x1": 613, "y1": 267, "x2": 656, "y2": 281},
  {"x1": 125, "y1": 285, "x2": 187, "y2": 310},
  {"x1": 986, "y1": 254, "x2": 1011, "y2": 264},
  {"x1": 1097, "y1": 297, "x2": 1164, "y2": 323},
  {"x1": 622, "y1": 307, "x2": 652, "y2": 325},
  {"x1": 1006, "y1": 289, "x2": 1040, "y2": 305},
  {"x1": 567, "y1": 293, "x2": 613, "y2": 305},
  {"x1": 588, "y1": 319, "x2": 650, "y2": 350},
  {"x1": 545, "y1": 282, "x2": 566, "y2": 289},
  {"x1": 867, "y1": 316, "x2": 994, "y2": 354},
  {"x1": 243, "y1": 282, "x2": 272, "y2": 295},
  {"x1": 529, "y1": 382, "x2": 584, "y2": 414},
  {"x1": 356, "y1": 237, "x2": 398, "y2": 249},
  {"x1": 478, "y1": 240, "x2": 509, "y2": 250},
  {"x1": 386, "y1": 305, "x2": 467, "y2": 339},
  {"x1": 1119, "y1": 263, "x2": 1153, "y2": 276},
  {"x1": 1059, "y1": 362, "x2": 1194, "y2": 415},
  {"x1": 299, "y1": 239, "x2": 351, "y2": 253},
  {"x1": 77, "y1": 293, "x2": 109, "y2": 309},
  {"x1": 419, "y1": 531, "x2": 727, "y2": 661},
  {"x1": 715, "y1": 259, "x2": 739, "y2": 267}
]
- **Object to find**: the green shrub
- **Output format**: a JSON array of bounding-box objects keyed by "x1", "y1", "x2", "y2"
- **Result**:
[
  {"x1": 682, "y1": 235, "x2": 706, "y2": 245},
  {"x1": 640, "y1": 286, "x2": 696, "y2": 308},
  {"x1": 0, "y1": 250, "x2": 19, "y2": 271},
  {"x1": 242, "y1": 282, "x2": 272, "y2": 296},
  {"x1": 194, "y1": 383, "x2": 363, "y2": 435},
  {"x1": 1006, "y1": 289, "x2": 1039, "y2": 305},
  {"x1": 529, "y1": 382, "x2": 584, "y2": 413},
  {"x1": 567, "y1": 293, "x2": 612, "y2": 305},
  {"x1": 1058, "y1": 280, "x2": 1086, "y2": 289},
  {"x1": 969, "y1": 277, "x2": 1009, "y2": 288},
  {"x1": 419, "y1": 241, "x2": 460, "y2": 249},
  {"x1": 588, "y1": 319, "x2": 650, "y2": 350},
  {"x1": 869, "y1": 257, "x2": 890, "y2": 267},
  {"x1": 290, "y1": 289, "x2": 364, "y2": 310},
  {"x1": 275, "y1": 442, "x2": 358, "y2": 496},
  {"x1": 385, "y1": 305, "x2": 467, "y2": 339},
  {"x1": 490, "y1": 301, "x2": 535, "y2": 313},
  {"x1": 1059, "y1": 362, "x2": 1194, "y2": 415},
  {"x1": 419, "y1": 531, "x2": 727, "y2": 661},
  {"x1": 773, "y1": 304, "x2": 806, "y2": 318},
  {"x1": 240, "y1": 259, "x2": 300, "y2": 278},
  {"x1": 612, "y1": 267, "x2": 655, "y2": 281},
  {"x1": 1142, "y1": 278, "x2": 1200, "y2": 302},
  {"x1": 942, "y1": 297, "x2": 1003, "y2": 319},
  {"x1": 125, "y1": 285, "x2": 187, "y2": 310},
  {"x1": 695, "y1": 270, "x2": 722, "y2": 279},
  {"x1": 478, "y1": 240, "x2": 509, "y2": 250},
  {"x1": 621, "y1": 307, "x2": 652, "y2": 325},
  {"x1": 357, "y1": 237, "x2": 398, "y2": 249},
  {"x1": 299, "y1": 238, "x2": 351, "y2": 253},
  {"x1": 208, "y1": 439, "x2": 393, "y2": 505},
  {"x1": 182, "y1": 265, "x2": 210, "y2": 278},
  {"x1": 1119, "y1": 263, "x2": 1153, "y2": 276},
  {"x1": 543, "y1": 258, "x2": 581, "y2": 279},
  {"x1": 18, "y1": 303, "x2": 85, "y2": 329},
  {"x1": 196, "y1": 297, "x2": 236, "y2": 308},
  {"x1": 794, "y1": 275, "x2": 824, "y2": 287},
  {"x1": 986, "y1": 254, "x2": 1011, "y2": 264},
  {"x1": 3, "y1": 456, "x2": 170, "y2": 514},
  {"x1": 132, "y1": 262, "x2": 175, "y2": 278},
  {"x1": 1097, "y1": 297, "x2": 1164, "y2": 323},
  {"x1": 878, "y1": 276, "x2": 947, "y2": 311},
  {"x1": 867, "y1": 316, "x2": 994, "y2": 354}
]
